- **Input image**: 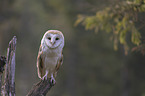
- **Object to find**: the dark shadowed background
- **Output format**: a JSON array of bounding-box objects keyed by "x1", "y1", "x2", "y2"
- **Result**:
[{"x1": 0, "y1": 0, "x2": 145, "y2": 96}]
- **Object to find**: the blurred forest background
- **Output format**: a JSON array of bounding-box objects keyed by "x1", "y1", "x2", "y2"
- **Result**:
[{"x1": 0, "y1": 0, "x2": 145, "y2": 96}]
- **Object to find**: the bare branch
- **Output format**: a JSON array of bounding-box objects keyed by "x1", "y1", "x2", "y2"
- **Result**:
[{"x1": 26, "y1": 79, "x2": 53, "y2": 96}]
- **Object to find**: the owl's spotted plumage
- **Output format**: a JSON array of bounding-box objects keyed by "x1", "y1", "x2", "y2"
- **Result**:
[{"x1": 37, "y1": 30, "x2": 64, "y2": 84}]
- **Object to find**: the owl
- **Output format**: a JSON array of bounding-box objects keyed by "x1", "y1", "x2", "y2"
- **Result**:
[{"x1": 37, "y1": 30, "x2": 64, "y2": 84}]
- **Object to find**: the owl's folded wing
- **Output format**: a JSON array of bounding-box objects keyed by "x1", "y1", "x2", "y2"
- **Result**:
[
  {"x1": 55, "y1": 53, "x2": 63, "y2": 72},
  {"x1": 37, "y1": 46, "x2": 45, "y2": 79}
]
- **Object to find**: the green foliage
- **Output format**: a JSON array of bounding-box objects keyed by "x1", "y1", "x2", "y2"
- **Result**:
[{"x1": 75, "y1": 0, "x2": 145, "y2": 54}]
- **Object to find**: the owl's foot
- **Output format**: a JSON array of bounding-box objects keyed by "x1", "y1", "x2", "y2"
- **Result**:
[
  {"x1": 42, "y1": 71, "x2": 48, "y2": 80},
  {"x1": 50, "y1": 74, "x2": 56, "y2": 85},
  {"x1": 42, "y1": 76, "x2": 48, "y2": 80}
]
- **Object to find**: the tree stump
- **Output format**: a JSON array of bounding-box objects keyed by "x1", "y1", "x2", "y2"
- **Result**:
[
  {"x1": 2, "y1": 36, "x2": 17, "y2": 96},
  {"x1": 0, "y1": 36, "x2": 53, "y2": 96}
]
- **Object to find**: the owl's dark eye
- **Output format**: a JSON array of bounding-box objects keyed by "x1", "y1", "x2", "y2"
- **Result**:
[
  {"x1": 56, "y1": 38, "x2": 59, "y2": 40},
  {"x1": 48, "y1": 37, "x2": 51, "y2": 40}
]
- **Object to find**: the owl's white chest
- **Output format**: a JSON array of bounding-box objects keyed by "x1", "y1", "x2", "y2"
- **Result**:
[
  {"x1": 42, "y1": 47, "x2": 61, "y2": 70},
  {"x1": 44, "y1": 56, "x2": 58, "y2": 69}
]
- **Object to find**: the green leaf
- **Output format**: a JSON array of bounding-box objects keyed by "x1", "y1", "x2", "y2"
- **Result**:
[
  {"x1": 119, "y1": 29, "x2": 128, "y2": 44},
  {"x1": 131, "y1": 28, "x2": 141, "y2": 45},
  {"x1": 122, "y1": 16, "x2": 128, "y2": 29},
  {"x1": 74, "y1": 15, "x2": 85, "y2": 26}
]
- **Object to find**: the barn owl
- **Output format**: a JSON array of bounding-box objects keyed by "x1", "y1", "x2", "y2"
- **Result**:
[{"x1": 37, "y1": 30, "x2": 64, "y2": 84}]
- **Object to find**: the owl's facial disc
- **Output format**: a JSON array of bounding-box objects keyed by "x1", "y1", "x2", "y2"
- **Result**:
[{"x1": 45, "y1": 34, "x2": 61, "y2": 48}]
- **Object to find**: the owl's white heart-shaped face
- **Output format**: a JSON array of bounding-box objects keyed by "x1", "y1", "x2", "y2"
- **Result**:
[{"x1": 43, "y1": 30, "x2": 64, "y2": 49}]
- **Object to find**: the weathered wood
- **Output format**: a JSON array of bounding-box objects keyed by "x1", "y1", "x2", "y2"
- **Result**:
[
  {"x1": 2, "y1": 36, "x2": 17, "y2": 96},
  {"x1": 26, "y1": 79, "x2": 53, "y2": 96},
  {"x1": 0, "y1": 56, "x2": 6, "y2": 96},
  {"x1": 0, "y1": 56, "x2": 6, "y2": 73}
]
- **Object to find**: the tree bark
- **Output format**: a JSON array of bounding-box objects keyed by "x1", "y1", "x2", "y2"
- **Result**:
[
  {"x1": 2, "y1": 36, "x2": 17, "y2": 96},
  {"x1": 26, "y1": 79, "x2": 53, "y2": 96},
  {"x1": 0, "y1": 56, "x2": 6, "y2": 96}
]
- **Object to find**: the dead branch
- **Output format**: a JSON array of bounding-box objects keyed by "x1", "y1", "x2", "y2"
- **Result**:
[
  {"x1": 0, "y1": 56, "x2": 6, "y2": 96},
  {"x1": 0, "y1": 56, "x2": 6, "y2": 74},
  {"x1": 26, "y1": 79, "x2": 53, "y2": 96},
  {"x1": 2, "y1": 36, "x2": 17, "y2": 96}
]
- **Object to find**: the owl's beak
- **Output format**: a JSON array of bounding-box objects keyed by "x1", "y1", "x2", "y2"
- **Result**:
[{"x1": 50, "y1": 39, "x2": 55, "y2": 45}]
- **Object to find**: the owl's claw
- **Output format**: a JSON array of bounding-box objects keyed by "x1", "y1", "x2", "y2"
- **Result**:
[
  {"x1": 50, "y1": 74, "x2": 56, "y2": 85},
  {"x1": 41, "y1": 71, "x2": 48, "y2": 80},
  {"x1": 42, "y1": 76, "x2": 48, "y2": 80}
]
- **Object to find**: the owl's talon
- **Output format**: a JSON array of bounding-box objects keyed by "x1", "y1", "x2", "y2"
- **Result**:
[
  {"x1": 42, "y1": 76, "x2": 48, "y2": 80},
  {"x1": 50, "y1": 77, "x2": 56, "y2": 85},
  {"x1": 41, "y1": 77, "x2": 44, "y2": 80},
  {"x1": 41, "y1": 71, "x2": 48, "y2": 80}
]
